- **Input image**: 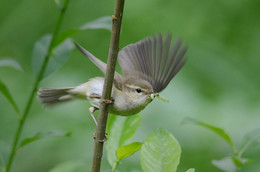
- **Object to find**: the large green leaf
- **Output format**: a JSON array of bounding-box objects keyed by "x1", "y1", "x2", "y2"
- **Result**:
[
  {"x1": 0, "y1": 58, "x2": 23, "y2": 71},
  {"x1": 31, "y1": 34, "x2": 74, "y2": 79},
  {"x1": 140, "y1": 128, "x2": 181, "y2": 172},
  {"x1": 106, "y1": 114, "x2": 141, "y2": 167},
  {"x1": 53, "y1": 16, "x2": 112, "y2": 48},
  {"x1": 0, "y1": 80, "x2": 20, "y2": 116},
  {"x1": 116, "y1": 142, "x2": 143, "y2": 161},
  {"x1": 239, "y1": 128, "x2": 260, "y2": 156},
  {"x1": 183, "y1": 118, "x2": 237, "y2": 153},
  {"x1": 18, "y1": 130, "x2": 71, "y2": 149}
]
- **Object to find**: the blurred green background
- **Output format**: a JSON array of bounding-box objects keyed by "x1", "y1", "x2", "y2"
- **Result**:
[{"x1": 1, "y1": 0, "x2": 260, "y2": 171}]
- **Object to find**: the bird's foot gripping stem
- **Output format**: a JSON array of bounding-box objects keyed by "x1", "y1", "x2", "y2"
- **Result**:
[{"x1": 92, "y1": 132, "x2": 107, "y2": 143}]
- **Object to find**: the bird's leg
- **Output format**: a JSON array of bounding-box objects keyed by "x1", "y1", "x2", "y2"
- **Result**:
[
  {"x1": 88, "y1": 106, "x2": 98, "y2": 126},
  {"x1": 89, "y1": 106, "x2": 108, "y2": 142}
]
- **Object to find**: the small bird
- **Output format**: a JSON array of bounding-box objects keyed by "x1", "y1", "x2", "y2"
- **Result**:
[{"x1": 37, "y1": 33, "x2": 187, "y2": 124}]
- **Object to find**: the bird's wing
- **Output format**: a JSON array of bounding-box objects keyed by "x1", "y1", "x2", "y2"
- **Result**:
[
  {"x1": 118, "y1": 33, "x2": 188, "y2": 93},
  {"x1": 75, "y1": 43, "x2": 123, "y2": 90}
]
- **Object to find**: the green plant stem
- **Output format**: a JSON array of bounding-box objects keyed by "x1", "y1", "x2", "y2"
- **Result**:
[
  {"x1": 91, "y1": 0, "x2": 125, "y2": 172},
  {"x1": 112, "y1": 161, "x2": 119, "y2": 172},
  {"x1": 6, "y1": 1, "x2": 69, "y2": 171}
]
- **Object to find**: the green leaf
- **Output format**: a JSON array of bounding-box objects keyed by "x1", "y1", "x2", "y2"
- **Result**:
[
  {"x1": 212, "y1": 157, "x2": 237, "y2": 172},
  {"x1": 239, "y1": 128, "x2": 260, "y2": 156},
  {"x1": 80, "y1": 16, "x2": 112, "y2": 31},
  {"x1": 186, "y1": 168, "x2": 195, "y2": 172},
  {"x1": 0, "y1": 58, "x2": 23, "y2": 71},
  {"x1": 49, "y1": 160, "x2": 85, "y2": 172},
  {"x1": 53, "y1": 29, "x2": 79, "y2": 49},
  {"x1": 0, "y1": 80, "x2": 20, "y2": 116},
  {"x1": 116, "y1": 142, "x2": 143, "y2": 161},
  {"x1": 31, "y1": 34, "x2": 74, "y2": 79},
  {"x1": 140, "y1": 128, "x2": 181, "y2": 172},
  {"x1": 19, "y1": 130, "x2": 71, "y2": 149},
  {"x1": 231, "y1": 156, "x2": 252, "y2": 167},
  {"x1": 53, "y1": 16, "x2": 112, "y2": 48},
  {"x1": 106, "y1": 114, "x2": 141, "y2": 167},
  {"x1": 183, "y1": 117, "x2": 237, "y2": 153}
]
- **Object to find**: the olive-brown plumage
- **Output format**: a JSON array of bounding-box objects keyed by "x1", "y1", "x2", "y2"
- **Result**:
[{"x1": 37, "y1": 33, "x2": 187, "y2": 118}]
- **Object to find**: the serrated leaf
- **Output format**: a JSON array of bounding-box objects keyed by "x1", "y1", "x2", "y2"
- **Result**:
[
  {"x1": 0, "y1": 80, "x2": 20, "y2": 116},
  {"x1": 31, "y1": 34, "x2": 74, "y2": 79},
  {"x1": 53, "y1": 16, "x2": 112, "y2": 48},
  {"x1": 116, "y1": 142, "x2": 143, "y2": 161},
  {"x1": 212, "y1": 157, "x2": 237, "y2": 172},
  {"x1": 19, "y1": 130, "x2": 70, "y2": 149},
  {"x1": 186, "y1": 168, "x2": 195, "y2": 172},
  {"x1": 49, "y1": 160, "x2": 85, "y2": 172},
  {"x1": 0, "y1": 58, "x2": 23, "y2": 71},
  {"x1": 239, "y1": 128, "x2": 260, "y2": 156},
  {"x1": 106, "y1": 114, "x2": 141, "y2": 167},
  {"x1": 140, "y1": 128, "x2": 181, "y2": 172},
  {"x1": 183, "y1": 118, "x2": 236, "y2": 153}
]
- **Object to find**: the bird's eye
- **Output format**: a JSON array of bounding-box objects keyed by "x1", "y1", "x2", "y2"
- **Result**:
[{"x1": 136, "y1": 88, "x2": 142, "y2": 93}]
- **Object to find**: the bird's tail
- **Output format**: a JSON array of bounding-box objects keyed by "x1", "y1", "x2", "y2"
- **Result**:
[{"x1": 37, "y1": 87, "x2": 75, "y2": 105}]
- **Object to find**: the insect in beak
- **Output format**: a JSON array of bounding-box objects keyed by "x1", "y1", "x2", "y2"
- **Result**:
[{"x1": 149, "y1": 93, "x2": 169, "y2": 102}]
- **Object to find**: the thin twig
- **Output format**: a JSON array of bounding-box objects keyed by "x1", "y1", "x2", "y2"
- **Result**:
[
  {"x1": 91, "y1": 0, "x2": 125, "y2": 171},
  {"x1": 6, "y1": 1, "x2": 70, "y2": 171}
]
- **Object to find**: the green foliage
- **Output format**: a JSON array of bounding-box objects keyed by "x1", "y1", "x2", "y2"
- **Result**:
[
  {"x1": 183, "y1": 117, "x2": 236, "y2": 153},
  {"x1": 1, "y1": 7, "x2": 113, "y2": 171},
  {"x1": 106, "y1": 114, "x2": 141, "y2": 167},
  {"x1": 0, "y1": 58, "x2": 23, "y2": 71},
  {"x1": 53, "y1": 16, "x2": 112, "y2": 49},
  {"x1": 49, "y1": 160, "x2": 85, "y2": 172},
  {"x1": 107, "y1": 115, "x2": 184, "y2": 172},
  {"x1": 184, "y1": 118, "x2": 260, "y2": 171},
  {"x1": 31, "y1": 35, "x2": 74, "y2": 79},
  {"x1": 0, "y1": 58, "x2": 22, "y2": 117},
  {"x1": 186, "y1": 168, "x2": 195, "y2": 172},
  {"x1": 140, "y1": 128, "x2": 181, "y2": 172},
  {"x1": 212, "y1": 157, "x2": 237, "y2": 172},
  {"x1": 1, "y1": 0, "x2": 260, "y2": 171},
  {"x1": 116, "y1": 142, "x2": 143, "y2": 161},
  {"x1": 239, "y1": 128, "x2": 260, "y2": 156},
  {"x1": 18, "y1": 130, "x2": 71, "y2": 149},
  {"x1": 0, "y1": 80, "x2": 20, "y2": 116}
]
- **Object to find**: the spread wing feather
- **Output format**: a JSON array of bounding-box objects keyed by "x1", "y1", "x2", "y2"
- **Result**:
[{"x1": 118, "y1": 33, "x2": 188, "y2": 93}]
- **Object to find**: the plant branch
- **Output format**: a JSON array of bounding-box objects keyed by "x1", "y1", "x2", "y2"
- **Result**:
[
  {"x1": 91, "y1": 0, "x2": 125, "y2": 171},
  {"x1": 6, "y1": 1, "x2": 70, "y2": 171}
]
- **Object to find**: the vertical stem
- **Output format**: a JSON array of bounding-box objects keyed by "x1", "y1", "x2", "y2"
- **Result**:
[
  {"x1": 111, "y1": 161, "x2": 119, "y2": 172},
  {"x1": 6, "y1": 1, "x2": 69, "y2": 171},
  {"x1": 91, "y1": 0, "x2": 125, "y2": 172}
]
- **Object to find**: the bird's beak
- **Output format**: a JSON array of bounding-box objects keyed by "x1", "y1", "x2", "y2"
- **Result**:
[{"x1": 149, "y1": 93, "x2": 169, "y2": 102}]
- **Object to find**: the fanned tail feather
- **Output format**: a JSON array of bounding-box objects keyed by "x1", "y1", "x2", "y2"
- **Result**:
[{"x1": 37, "y1": 88, "x2": 74, "y2": 105}]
